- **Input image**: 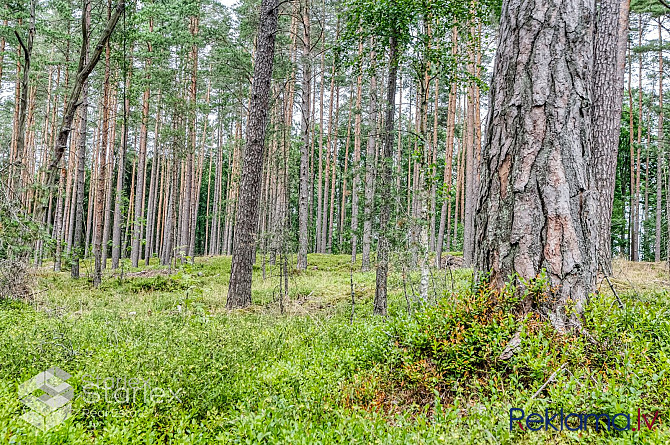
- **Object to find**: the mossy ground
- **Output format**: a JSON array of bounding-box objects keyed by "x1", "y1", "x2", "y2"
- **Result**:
[{"x1": 1, "y1": 255, "x2": 669, "y2": 444}]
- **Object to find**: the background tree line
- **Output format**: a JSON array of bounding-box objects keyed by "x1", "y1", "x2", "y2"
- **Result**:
[{"x1": 0, "y1": 0, "x2": 667, "y2": 310}]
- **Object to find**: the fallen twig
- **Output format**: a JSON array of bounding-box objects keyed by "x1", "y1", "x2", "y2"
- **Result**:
[
  {"x1": 531, "y1": 363, "x2": 566, "y2": 399},
  {"x1": 603, "y1": 274, "x2": 624, "y2": 309}
]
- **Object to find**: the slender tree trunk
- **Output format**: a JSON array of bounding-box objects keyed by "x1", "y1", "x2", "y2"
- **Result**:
[
  {"x1": 429, "y1": 77, "x2": 439, "y2": 254},
  {"x1": 327, "y1": 82, "x2": 340, "y2": 254},
  {"x1": 374, "y1": 34, "x2": 398, "y2": 316},
  {"x1": 632, "y1": 14, "x2": 643, "y2": 262},
  {"x1": 123, "y1": 157, "x2": 136, "y2": 257},
  {"x1": 187, "y1": 16, "x2": 201, "y2": 260},
  {"x1": 591, "y1": 0, "x2": 630, "y2": 271},
  {"x1": 101, "y1": 91, "x2": 117, "y2": 268},
  {"x1": 361, "y1": 49, "x2": 377, "y2": 272},
  {"x1": 161, "y1": 152, "x2": 177, "y2": 265},
  {"x1": 0, "y1": 20, "x2": 6, "y2": 84},
  {"x1": 227, "y1": 0, "x2": 279, "y2": 308},
  {"x1": 656, "y1": 18, "x2": 664, "y2": 263},
  {"x1": 436, "y1": 29, "x2": 459, "y2": 265},
  {"x1": 53, "y1": 168, "x2": 66, "y2": 271},
  {"x1": 70, "y1": 0, "x2": 90, "y2": 279},
  {"x1": 633, "y1": 17, "x2": 644, "y2": 262},
  {"x1": 101, "y1": 135, "x2": 115, "y2": 268},
  {"x1": 339, "y1": 92, "x2": 353, "y2": 248},
  {"x1": 351, "y1": 36, "x2": 363, "y2": 263},
  {"x1": 297, "y1": 0, "x2": 311, "y2": 270},
  {"x1": 463, "y1": 48, "x2": 476, "y2": 266},
  {"x1": 316, "y1": 49, "x2": 325, "y2": 253},
  {"x1": 13, "y1": 0, "x2": 35, "y2": 196},
  {"x1": 93, "y1": 20, "x2": 113, "y2": 287},
  {"x1": 131, "y1": 35, "x2": 153, "y2": 267},
  {"x1": 112, "y1": 52, "x2": 132, "y2": 269},
  {"x1": 210, "y1": 124, "x2": 223, "y2": 255},
  {"x1": 321, "y1": 55, "x2": 336, "y2": 253}
]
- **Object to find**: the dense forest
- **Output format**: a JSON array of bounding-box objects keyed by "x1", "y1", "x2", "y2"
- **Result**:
[
  {"x1": 2, "y1": 0, "x2": 670, "y2": 442},
  {"x1": 0, "y1": 0, "x2": 668, "y2": 289}
]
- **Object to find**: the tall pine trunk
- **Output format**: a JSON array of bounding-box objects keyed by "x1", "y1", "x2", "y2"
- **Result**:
[
  {"x1": 361, "y1": 50, "x2": 377, "y2": 272},
  {"x1": 297, "y1": 0, "x2": 311, "y2": 270},
  {"x1": 227, "y1": 0, "x2": 279, "y2": 308},
  {"x1": 475, "y1": 0, "x2": 598, "y2": 331},
  {"x1": 374, "y1": 34, "x2": 398, "y2": 316},
  {"x1": 655, "y1": 18, "x2": 663, "y2": 263},
  {"x1": 591, "y1": 0, "x2": 630, "y2": 272}
]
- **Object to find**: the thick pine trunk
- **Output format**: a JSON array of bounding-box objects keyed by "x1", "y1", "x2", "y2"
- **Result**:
[{"x1": 475, "y1": 0, "x2": 598, "y2": 331}]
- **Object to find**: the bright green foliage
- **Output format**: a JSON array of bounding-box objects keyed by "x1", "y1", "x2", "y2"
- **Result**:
[
  {"x1": 1, "y1": 256, "x2": 669, "y2": 443},
  {"x1": 388, "y1": 274, "x2": 523, "y2": 382}
]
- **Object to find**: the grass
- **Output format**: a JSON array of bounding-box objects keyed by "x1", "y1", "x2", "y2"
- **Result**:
[{"x1": 0, "y1": 254, "x2": 669, "y2": 443}]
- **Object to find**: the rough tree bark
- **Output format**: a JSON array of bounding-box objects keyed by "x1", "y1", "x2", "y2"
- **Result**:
[
  {"x1": 474, "y1": 0, "x2": 598, "y2": 332},
  {"x1": 591, "y1": 0, "x2": 630, "y2": 272},
  {"x1": 227, "y1": 0, "x2": 279, "y2": 308}
]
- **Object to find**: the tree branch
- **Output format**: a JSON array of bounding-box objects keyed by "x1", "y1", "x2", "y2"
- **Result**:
[
  {"x1": 13, "y1": 31, "x2": 29, "y2": 57},
  {"x1": 46, "y1": 1, "x2": 125, "y2": 187}
]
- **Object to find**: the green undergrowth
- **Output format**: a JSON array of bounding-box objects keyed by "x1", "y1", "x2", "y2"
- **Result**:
[{"x1": 0, "y1": 255, "x2": 669, "y2": 443}]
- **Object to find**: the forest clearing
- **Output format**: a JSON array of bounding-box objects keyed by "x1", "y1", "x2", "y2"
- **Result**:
[{"x1": 2, "y1": 0, "x2": 670, "y2": 442}]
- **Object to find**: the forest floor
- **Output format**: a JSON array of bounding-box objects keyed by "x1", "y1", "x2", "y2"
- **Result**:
[{"x1": 1, "y1": 254, "x2": 670, "y2": 444}]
